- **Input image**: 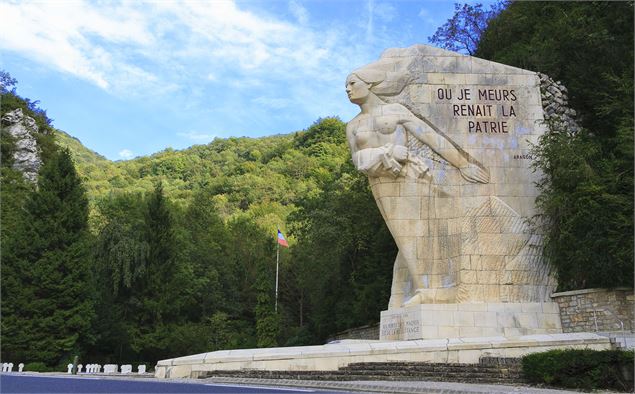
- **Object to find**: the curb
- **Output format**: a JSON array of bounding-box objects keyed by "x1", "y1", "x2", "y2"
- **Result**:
[{"x1": 201, "y1": 377, "x2": 581, "y2": 394}]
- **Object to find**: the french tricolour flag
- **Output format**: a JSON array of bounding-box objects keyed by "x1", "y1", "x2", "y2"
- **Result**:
[{"x1": 277, "y1": 229, "x2": 289, "y2": 248}]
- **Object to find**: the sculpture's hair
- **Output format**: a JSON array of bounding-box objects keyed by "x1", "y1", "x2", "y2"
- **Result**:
[
  {"x1": 349, "y1": 57, "x2": 412, "y2": 97},
  {"x1": 350, "y1": 68, "x2": 386, "y2": 88}
]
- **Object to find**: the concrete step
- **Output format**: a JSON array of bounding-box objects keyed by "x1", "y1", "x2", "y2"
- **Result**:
[
  {"x1": 201, "y1": 371, "x2": 522, "y2": 384},
  {"x1": 339, "y1": 367, "x2": 521, "y2": 377},
  {"x1": 342, "y1": 363, "x2": 518, "y2": 373},
  {"x1": 199, "y1": 361, "x2": 526, "y2": 384}
]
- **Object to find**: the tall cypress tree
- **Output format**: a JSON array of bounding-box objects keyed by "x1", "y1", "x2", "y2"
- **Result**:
[{"x1": 3, "y1": 148, "x2": 94, "y2": 366}]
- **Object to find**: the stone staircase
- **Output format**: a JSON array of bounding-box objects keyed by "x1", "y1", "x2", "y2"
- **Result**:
[{"x1": 198, "y1": 358, "x2": 525, "y2": 385}]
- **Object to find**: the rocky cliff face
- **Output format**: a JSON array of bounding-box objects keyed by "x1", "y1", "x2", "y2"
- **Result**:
[{"x1": 2, "y1": 108, "x2": 42, "y2": 183}]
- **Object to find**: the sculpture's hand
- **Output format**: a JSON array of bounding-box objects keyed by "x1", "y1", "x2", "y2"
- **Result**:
[
  {"x1": 381, "y1": 144, "x2": 406, "y2": 176},
  {"x1": 460, "y1": 162, "x2": 490, "y2": 183},
  {"x1": 391, "y1": 145, "x2": 408, "y2": 161}
]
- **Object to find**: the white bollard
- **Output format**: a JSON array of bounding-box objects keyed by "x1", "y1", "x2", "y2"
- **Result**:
[
  {"x1": 8, "y1": 363, "x2": 13, "y2": 372},
  {"x1": 18, "y1": 363, "x2": 24, "y2": 373},
  {"x1": 120, "y1": 364, "x2": 132, "y2": 374},
  {"x1": 77, "y1": 364, "x2": 83, "y2": 373},
  {"x1": 67, "y1": 363, "x2": 74, "y2": 374},
  {"x1": 2, "y1": 363, "x2": 6, "y2": 372},
  {"x1": 137, "y1": 365, "x2": 146, "y2": 374},
  {"x1": 103, "y1": 364, "x2": 117, "y2": 374}
]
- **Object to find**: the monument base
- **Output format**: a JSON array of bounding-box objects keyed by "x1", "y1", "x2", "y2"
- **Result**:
[
  {"x1": 380, "y1": 302, "x2": 562, "y2": 340},
  {"x1": 155, "y1": 333, "x2": 609, "y2": 379}
]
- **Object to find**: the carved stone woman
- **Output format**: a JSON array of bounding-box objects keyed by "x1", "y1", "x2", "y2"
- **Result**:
[{"x1": 345, "y1": 63, "x2": 489, "y2": 308}]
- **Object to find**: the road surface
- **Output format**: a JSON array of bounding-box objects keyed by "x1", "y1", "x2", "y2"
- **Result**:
[{"x1": 0, "y1": 374, "x2": 351, "y2": 393}]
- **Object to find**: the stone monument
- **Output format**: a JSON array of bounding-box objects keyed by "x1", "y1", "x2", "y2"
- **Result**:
[
  {"x1": 345, "y1": 44, "x2": 561, "y2": 340},
  {"x1": 153, "y1": 45, "x2": 613, "y2": 379}
]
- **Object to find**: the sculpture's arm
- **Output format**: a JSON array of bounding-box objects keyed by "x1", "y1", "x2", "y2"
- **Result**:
[
  {"x1": 347, "y1": 122, "x2": 405, "y2": 176},
  {"x1": 401, "y1": 115, "x2": 489, "y2": 183}
]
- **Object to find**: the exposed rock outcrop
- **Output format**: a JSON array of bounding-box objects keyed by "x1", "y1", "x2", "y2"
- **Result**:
[
  {"x1": 538, "y1": 73, "x2": 581, "y2": 134},
  {"x1": 2, "y1": 108, "x2": 42, "y2": 183}
]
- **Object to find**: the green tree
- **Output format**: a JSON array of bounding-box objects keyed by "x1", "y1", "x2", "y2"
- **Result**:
[
  {"x1": 289, "y1": 162, "x2": 396, "y2": 342},
  {"x1": 254, "y1": 257, "x2": 280, "y2": 348},
  {"x1": 474, "y1": 1, "x2": 634, "y2": 289},
  {"x1": 0, "y1": 167, "x2": 35, "y2": 363},
  {"x1": 180, "y1": 187, "x2": 238, "y2": 321},
  {"x1": 131, "y1": 181, "x2": 189, "y2": 360},
  {"x1": 2, "y1": 148, "x2": 95, "y2": 366},
  {"x1": 91, "y1": 193, "x2": 148, "y2": 362},
  {"x1": 225, "y1": 217, "x2": 276, "y2": 347},
  {"x1": 477, "y1": 2, "x2": 633, "y2": 140}
]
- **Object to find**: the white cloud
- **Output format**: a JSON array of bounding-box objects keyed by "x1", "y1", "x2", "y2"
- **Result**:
[
  {"x1": 366, "y1": 0, "x2": 375, "y2": 42},
  {"x1": 118, "y1": 149, "x2": 134, "y2": 159},
  {"x1": 0, "y1": 1, "x2": 155, "y2": 90},
  {"x1": 0, "y1": 0, "x2": 380, "y2": 130},
  {"x1": 0, "y1": 0, "x2": 355, "y2": 91},
  {"x1": 178, "y1": 131, "x2": 216, "y2": 141},
  {"x1": 288, "y1": 0, "x2": 309, "y2": 25}
]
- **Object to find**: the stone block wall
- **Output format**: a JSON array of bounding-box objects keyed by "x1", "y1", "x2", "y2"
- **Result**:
[
  {"x1": 329, "y1": 323, "x2": 379, "y2": 341},
  {"x1": 551, "y1": 288, "x2": 634, "y2": 333},
  {"x1": 331, "y1": 288, "x2": 633, "y2": 341}
]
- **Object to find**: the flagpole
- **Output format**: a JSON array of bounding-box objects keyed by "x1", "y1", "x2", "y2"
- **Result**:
[{"x1": 275, "y1": 241, "x2": 280, "y2": 313}]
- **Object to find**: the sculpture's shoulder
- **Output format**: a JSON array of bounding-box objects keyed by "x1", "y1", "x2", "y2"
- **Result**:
[
  {"x1": 378, "y1": 103, "x2": 420, "y2": 125},
  {"x1": 347, "y1": 112, "x2": 364, "y2": 128},
  {"x1": 346, "y1": 113, "x2": 366, "y2": 139},
  {"x1": 381, "y1": 102, "x2": 414, "y2": 117}
]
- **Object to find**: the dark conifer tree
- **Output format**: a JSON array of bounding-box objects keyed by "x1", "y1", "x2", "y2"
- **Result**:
[{"x1": 3, "y1": 148, "x2": 94, "y2": 366}]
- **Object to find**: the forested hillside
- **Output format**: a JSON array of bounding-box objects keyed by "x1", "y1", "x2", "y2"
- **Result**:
[
  {"x1": 1, "y1": 1, "x2": 632, "y2": 370},
  {"x1": 2, "y1": 74, "x2": 395, "y2": 368}
]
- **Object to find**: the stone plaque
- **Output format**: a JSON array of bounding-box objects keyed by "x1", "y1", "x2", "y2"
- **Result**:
[{"x1": 380, "y1": 308, "x2": 423, "y2": 340}]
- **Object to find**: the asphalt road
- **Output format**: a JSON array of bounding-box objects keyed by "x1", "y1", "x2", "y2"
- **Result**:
[{"x1": 0, "y1": 375, "x2": 351, "y2": 394}]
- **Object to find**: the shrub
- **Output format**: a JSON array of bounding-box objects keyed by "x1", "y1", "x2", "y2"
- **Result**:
[
  {"x1": 522, "y1": 349, "x2": 634, "y2": 392},
  {"x1": 23, "y1": 362, "x2": 55, "y2": 372}
]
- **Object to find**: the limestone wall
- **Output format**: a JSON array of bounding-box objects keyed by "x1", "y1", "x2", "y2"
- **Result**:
[
  {"x1": 328, "y1": 324, "x2": 379, "y2": 342},
  {"x1": 551, "y1": 288, "x2": 634, "y2": 333}
]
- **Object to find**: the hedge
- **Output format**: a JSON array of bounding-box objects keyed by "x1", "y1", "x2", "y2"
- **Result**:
[{"x1": 522, "y1": 349, "x2": 634, "y2": 392}]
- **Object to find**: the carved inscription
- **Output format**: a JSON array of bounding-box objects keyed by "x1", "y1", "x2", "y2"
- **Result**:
[
  {"x1": 436, "y1": 87, "x2": 518, "y2": 133},
  {"x1": 380, "y1": 313, "x2": 422, "y2": 339},
  {"x1": 381, "y1": 320, "x2": 402, "y2": 337},
  {"x1": 404, "y1": 319, "x2": 421, "y2": 335}
]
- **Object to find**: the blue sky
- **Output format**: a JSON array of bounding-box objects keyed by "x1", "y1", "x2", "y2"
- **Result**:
[{"x1": 1, "y1": 0, "x2": 495, "y2": 161}]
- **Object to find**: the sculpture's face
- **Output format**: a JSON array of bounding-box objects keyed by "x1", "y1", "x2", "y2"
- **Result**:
[{"x1": 346, "y1": 74, "x2": 370, "y2": 104}]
